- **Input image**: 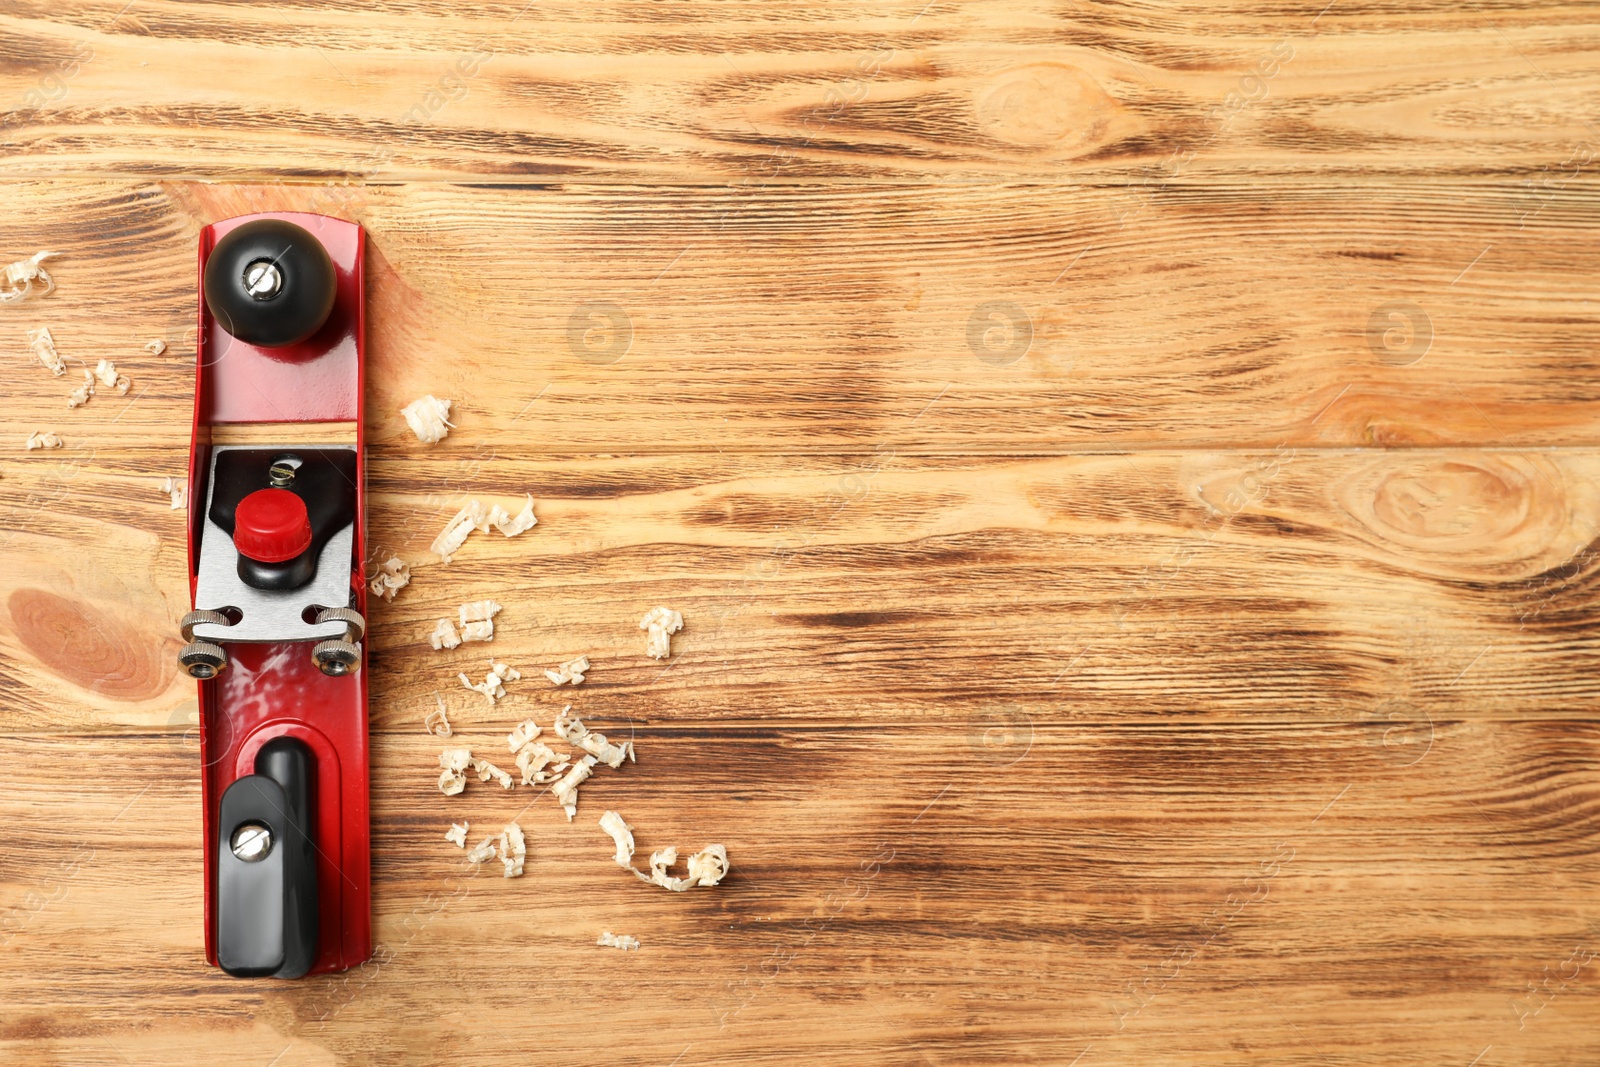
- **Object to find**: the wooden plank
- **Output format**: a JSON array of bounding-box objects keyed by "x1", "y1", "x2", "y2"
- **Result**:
[
  {"x1": 4, "y1": 448, "x2": 1599, "y2": 734},
  {"x1": 3, "y1": 179, "x2": 1599, "y2": 454},
  {"x1": 202, "y1": 421, "x2": 359, "y2": 446},
  {"x1": 1, "y1": 2, "x2": 1599, "y2": 181},
  {"x1": 0, "y1": 724, "x2": 1595, "y2": 1064}
]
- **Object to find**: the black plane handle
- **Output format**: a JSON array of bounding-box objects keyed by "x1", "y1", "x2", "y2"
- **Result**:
[{"x1": 216, "y1": 737, "x2": 318, "y2": 978}]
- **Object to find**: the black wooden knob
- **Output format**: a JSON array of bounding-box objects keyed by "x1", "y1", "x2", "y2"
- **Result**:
[{"x1": 204, "y1": 220, "x2": 336, "y2": 348}]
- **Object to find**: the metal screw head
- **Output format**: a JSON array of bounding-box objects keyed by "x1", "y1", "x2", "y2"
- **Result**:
[
  {"x1": 268, "y1": 453, "x2": 302, "y2": 487},
  {"x1": 230, "y1": 821, "x2": 273, "y2": 862},
  {"x1": 243, "y1": 259, "x2": 283, "y2": 300}
]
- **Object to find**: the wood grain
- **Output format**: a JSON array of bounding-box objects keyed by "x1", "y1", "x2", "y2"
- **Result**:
[
  {"x1": 7, "y1": 447, "x2": 1600, "y2": 734},
  {"x1": 3, "y1": 1, "x2": 1600, "y2": 1063},
  {"x1": 3, "y1": 179, "x2": 1599, "y2": 454},
  {"x1": 0, "y1": 724, "x2": 1596, "y2": 1065},
  {"x1": 1, "y1": 2, "x2": 1598, "y2": 181}
]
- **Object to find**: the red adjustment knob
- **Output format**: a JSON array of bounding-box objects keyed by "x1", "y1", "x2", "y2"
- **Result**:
[{"x1": 233, "y1": 488, "x2": 313, "y2": 563}]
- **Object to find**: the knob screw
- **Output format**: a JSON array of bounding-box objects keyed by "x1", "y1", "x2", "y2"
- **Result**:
[{"x1": 243, "y1": 259, "x2": 283, "y2": 300}]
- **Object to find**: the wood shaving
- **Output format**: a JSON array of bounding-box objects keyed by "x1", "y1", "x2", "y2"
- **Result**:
[
  {"x1": 640, "y1": 606, "x2": 683, "y2": 660},
  {"x1": 445, "y1": 821, "x2": 469, "y2": 848},
  {"x1": 429, "y1": 618, "x2": 462, "y2": 650},
  {"x1": 94, "y1": 358, "x2": 130, "y2": 394},
  {"x1": 453, "y1": 599, "x2": 502, "y2": 644},
  {"x1": 555, "y1": 708, "x2": 634, "y2": 769},
  {"x1": 507, "y1": 718, "x2": 542, "y2": 751},
  {"x1": 158, "y1": 477, "x2": 187, "y2": 510},
  {"x1": 598, "y1": 811, "x2": 636, "y2": 868},
  {"x1": 401, "y1": 394, "x2": 454, "y2": 445},
  {"x1": 424, "y1": 697, "x2": 453, "y2": 737},
  {"x1": 544, "y1": 654, "x2": 591, "y2": 687},
  {"x1": 430, "y1": 499, "x2": 487, "y2": 562},
  {"x1": 460, "y1": 660, "x2": 520, "y2": 704},
  {"x1": 636, "y1": 844, "x2": 730, "y2": 892},
  {"x1": 428, "y1": 497, "x2": 536, "y2": 561},
  {"x1": 459, "y1": 600, "x2": 502, "y2": 625},
  {"x1": 472, "y1": 757, "x2": 515, "y2": 790},
  {"x1": 28, "y1": 326, "x2": 64, "y2": 376},
  {"x1": 143, "y1": 339, "x2": 166, "y2": 356},
  {"x1": 459, "y1": 620, "x2": 494, "y2": 642},
  {"x1": 369, "y1": 556, "x2": 410, "y2": 601},
  {"x1": 466, "y1": 836, "x2": 498, "y2": 864},
  {"x1": 498, "y1": 822, "x2": 526, "y2": 877},
  {"x1": 66, "y1": 368, "x2": 94, "y2": 408},
  {"x1": 438, "y1": 747, "x2": 474, "y2": 796},
  {"x1": 2, "y1": 251, "x2": 57, "y2": 303},
  {"x1": 508, "y1": 714, "x2": 574, "y2": 784},
  {"x1": 514, "y1": 741, "x2": 569, "y2": 785},
  {"x1": 24, "y1": 432, "x2": 62, "y2": 451},
  {"x1": 685, "y1": 845, "x2": 730, "y2": 888},
  {"x1": 492, "y1": 495, "x2": 536, "y2": 537},
  {"x1": 551, "y1": 755, "x2": 598, "y2": 821},
  {"x1": 597, "y1": 931, "x2": 640, "y2": 951}
]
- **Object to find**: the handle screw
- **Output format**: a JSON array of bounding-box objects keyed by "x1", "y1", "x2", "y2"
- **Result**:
[{"x1": 230, "y1": 821, "x2": 273, "y2": 862}]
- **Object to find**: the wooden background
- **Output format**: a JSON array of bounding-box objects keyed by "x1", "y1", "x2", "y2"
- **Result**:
[{"x1": 2, "y1": 1, "x2": 1599, "y2": 1064}]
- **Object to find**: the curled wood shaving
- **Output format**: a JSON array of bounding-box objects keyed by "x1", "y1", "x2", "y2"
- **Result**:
[
  {"x1": 507, "y1": 718, "x2": 542, "y2": 751},
  {"x1": 445, "y1": 821, "x2": 469, "y2": 848},
  {"x1": 459, "y1": 620, "x2": 494, "y2": 642},
  {"x1": 686, "y1": 845, "x2": 730, "y2": 887},
  {"x1": 430, "y1": 499, "x2": 487, "y2": 562},
  {"x1": 514, "y1": 741, "x2": 569, "y2": 785},
  {"x1": 28, "y1": 326, "x2": 64, "y2": 376},
  {"x1": 3, "y1": 251, "x2": 57, "y2": 303},
  {"x1": 429, "y1": 498, "x2": 535, "y2": 561},
  {"x1": 598, "y1": 811, "x2": 635, "y2": 867},
  {"x1": 508, "y1": 714, "x2": 574, "y2": 784},
  {"x1": 24, "y1": 432, "x2": 62, "y2": 450},
  {"x1": 460, "y1": 660, "x2": 520, "y2": 704},
  {"x1": 640, "y1": 606, "x2": 683, "y2": 660},
  {"x1": 466, "y1": 836, "x2": 498, "y2": 864},
  {"x1": 637, "y1": 844, "x2": 730, "y2": 892},
  {"x1": 66, "y1": 368, "x2": 94, "y2": 408},
  {"x1": 544, "y1": 654, "x2": 590, "y2": 687},
  {"x1": 143, "y1": 339, "x2": 166, "y2": 356},
  {"x1": 158, "y1": 477, "x2": 187, "y2": 510},
  {"x1": 597, "y1": 931, "x2": 640, "y2": 951},
  {"x1": 369, "y1": 556, "x2": 410, "y2": 601},
  {"x1": 401, "y1": 394, "x2": 454, "y2": 445},
  {"x1": 459, "y1": 600, "x2": 502, "y2": 625},
  {"x1": 555, "y1": 708, "x2": 634, "y2": 769},
  {"x1": 492, "y1": 495, "x2": 536, "y2": 537},
  {"x1": 451, "y1": 600, "x2": 502, "y2": 644},
  {"x1": 429, "y1": 618, "x2": 462, "y2": 650},
  {"x1": 424, "y1": 697, "x2": 453, "y2": 737},
  {"x1": 94, "y1": 358, "x2": 130, "y2": 394},
  {"x1": 551, "y1": 755, "x2": 598, "y2": 821},
  {"x1": 498, "y1": 822, "x2": 526, "y2": 877},
  {"x1": 438, "y1": 747, "x2": 473, "y2": 796},
  {"x1": 472, "y1": 757, "x2": 515, "y2": 789}
]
